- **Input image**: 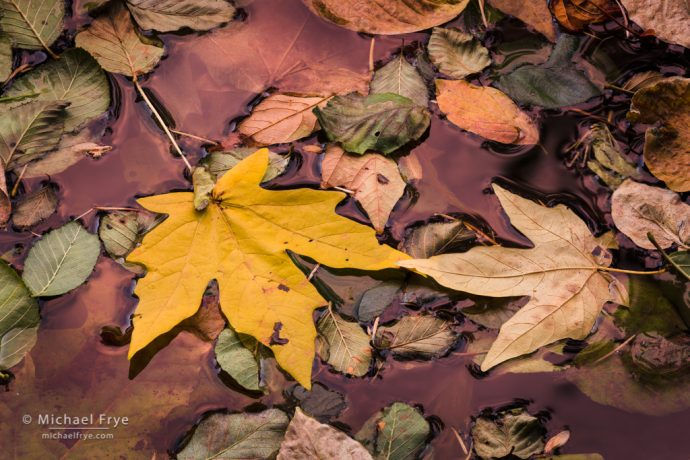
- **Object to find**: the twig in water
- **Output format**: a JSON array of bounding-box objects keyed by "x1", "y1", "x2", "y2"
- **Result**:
[
  {"x1": 170, "y1": 129, "x2": 219, "y2": 146},
  {"x1": 593, "y1": 334, "x2": 636, "y2": 364},
  {"x1": 369, "y1": 38, "x2": 376, "y2": 73}
]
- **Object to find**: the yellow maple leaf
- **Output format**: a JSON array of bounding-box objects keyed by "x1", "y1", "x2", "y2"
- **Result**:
[{"x1": 127, "y1": 149, "x2": 407, "y2": 387}]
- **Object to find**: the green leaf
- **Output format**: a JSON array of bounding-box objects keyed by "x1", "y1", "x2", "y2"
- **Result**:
[
  {"x1": 374, "y1": 315, "x2": 457, "y2": 359},
  {"x1": 496, "y1": 35, "x2": 601, "y2": 109},
  {"x1": 471, "y1": 408, "x2": 546, "y2": 459},
  {"x1": 316, "y1": 307, "x2": 372, "y2": 377},
  {"x1": 214, "y1": 327, "x2": 261, "y2": 391},
  {"x1": 669, "y1": 252, "x2": 690, "y2": 281},
  {"x1": 586, "y1": 123, "x2": 643, "y2": 189},
  {"x1": 615, "y1": 277, "x2": 686, "y2": 337},
  {"x1": 7, "y1": 49, "x2": 110, "y2": 132},
  {"x1": 177, "y1": 409, "x2": 288, "y2": 459},
  {"x1": 370, "y1": 54, "x2": 429, "y2": 107},
  {"x1": 0, "y1": 0, "x2": 64, "y2": 51},
  {"x1": 126, "y1": 0, "x2": 235, "y2": 32},
  {"x1": 12, "y1": 185, "x2": 58, "y2": 229},
  {"x1": 0, "y1": 34, "x2": 11, "y2": 82},
  {"x1": 0, "y1": 261, "x2": 39, "y2": 370},
  {"x1": 428, "y1": 27, "x2": 491, "y2": 79},
  {"x1": 22, "y1": 222, "x2": 101, "y2": 297},
  {"x1": 314, "y1": 92, "x2": 431, "y2": 155},
  {"x1": 356, "y1": 402, "x2": 430, "y2": 460}
]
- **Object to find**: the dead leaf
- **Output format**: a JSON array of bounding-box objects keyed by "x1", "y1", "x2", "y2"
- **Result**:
[
  {"x1": 370, "y1": 54, "x2": 429, "y2": 107},
  {"x1": 621, "y1": 0, "x2": 690, "y2": 48},
  {"x1": 374, "y1": 315, "x2": 457, "y2": 359},
  {"x1": 316, "y1": 307, "x2": 373, "y2": 376},
  {"x1": 623, "y1": 71, "x2": 665, "y2": 92},
  {"x1": 544, "y1": 430, "x2": 571, "y2": 454},
  {"x1": 12, "y1": 185, "x2": 58, "y2": 229},
  {"x1": 551, "y1": 0, "x2": 616, "y2": 32},
  {"x1": 488, "y1": 0, "x2": 557, "y2": 41},
  {"x1": 0, "y1": 161, "x2": 9, "y2": 227},
  {"x1": 427, "y1": 27, "x2": 491, "y2": 79}
]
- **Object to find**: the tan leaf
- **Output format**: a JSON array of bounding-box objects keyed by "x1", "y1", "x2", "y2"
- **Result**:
[
  {"x1": 621, "y1": 0, "x2": 690, "y2": 49},
  {"x1": 0, "y1": 160, "x2": 9, "y2": 227},
  {"x1": 22, "y1": 141, "x2": 111, "y2": 179},
  {"x1": 544, "y1": 430, "x2": 571, "y2": 454},
  {"x1": 550, "y1": 0, "x2": 616, "y2": 32},
  {"x1": 322, "y1": 145, "x2": 406, "y2": 233},
  {"x1": 436, "y1": 79, "x2": 539, "y2": 145},
  {"x1": 488, "y1": 0, "x2": 557, "y2": 41},
  {"x1": 12, "y1": 185, "x2": 58, "y2": 229}
]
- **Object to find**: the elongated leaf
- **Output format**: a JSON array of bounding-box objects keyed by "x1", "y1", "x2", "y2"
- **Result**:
[
  {"x1": 22, "y1": 137, "x2": 111, "y2": 179},
  {"x1": 22, "y1": 222, "x2": 101, "y2": 297},
  {"x1": 126, "y1": 0, "x2": 235, "y2": 33},
  {"x1": 0, "y1": 261, "x2": 39, "y2": 370},
  {"x1": 314, "y1": 92, "x2": 430, "y2": 155},
  {"x1": 12, "y1": 185, "x2": 58, "y2": 229},
  {"x1": 177, "y1": 409, "x2": 288, "y2": 459},
  {"x1": 75, "y1": 3, "x2": 164, "y2": 77},
  {"x1": 472, "y1": 409, "x2": 545, "y2": 459},
  {"x1": 316, "y1": 308, "x2": 372, "y2": 376},
  {"x1": 356, "y1": 402, "x2": 430, "y2": 460},
  {"x1": 0, "y1": 0, "x2": 64, "y2": 51},
  {"x1": 0, "y1": 34, "x2": 11, "y2": 82},
  {"x1": 428, "y1": 27, "x2": 491, "y2": 79},
  {"x1": 374, "y1": 315, "x2": 457, "y2": 359},
  {"x1": 370, "y1": 55, "x2": 428, "y2": 107},
  {"x1": 7, "y1": 49, "x2": 110, "y2": 131},
  {"x1": 401, "y1": 220, "x2": 475, "y2": 258},
  {"x1": 214, "y1": 327, "x2": 261, "y2": 391}
]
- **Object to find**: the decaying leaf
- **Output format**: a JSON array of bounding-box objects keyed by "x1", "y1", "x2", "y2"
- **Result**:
[
  {"x1": 630, "y1": 332, "x2": 690, "y2": 377},
  {"x1": 0, "y1": 0, "x2": 64, "y2": 51},
  {"x1": 355, "y1": 281, "x2": 400, "y2": 322},
  {"x1": 192, "y1": 166, "x2": 215, "y2": 211},
  {"x1": 286, "y1": 382, "x2": 346, "y2": 422},
  {"x1": 202, "y1": 147, "x2": 288, "y2": 182},
  {"x1": 316, "y1": 307, "x2": 373, "y2": 377},
  {"x1": 462, "y1": 298, "x2": 525, "y2": 330},
  {"x1": 627, "y1": 76, "x2": 690, "y2": 192},
  {"x1": 467, "y1": 331, "x2": 564, "y2": 375},
  {"x1": 488, "y1": 0, "x2": 556, "y2": 41},
  {"x1": 214, "y1": 326, "x2": 262, "y2": 391},
  {"x1": 401, "y1": 220, "x2": 475, "y2": 258},
  {"x1": 427, "y1": 27, "x2": 491, "y2": 79},
  {"x1": 621, "y1": 0, "x2": 690, "y2": 48},
  {"x1": 436, "y1": 79, "x2": 539, "y2": 145},
  {"x1": 584, "y1": 123, "x2": 643, "y2": 188},
  {"x1": 99, "y1": 210, "x2": 159, "y2": 258},
  {"x1": 400, "y1": 184, "x2": 626, "y2": 371},
  {"x1": 300, "y1": 0, "x2": 470, "y2": 35},
  {"x1": 614, "y1": 276, "x2": 686, "y2": 336},
  {"x1": 12, "y1": 185, "x2": 58, "y2": 229},
  {"x1": 314, "y1": 92, "x2": 431, "y2": 155},
  {"x1": 126, "y1": 149, "x2": 406, "y2": 388},
  {"x1": 668, "y1": 252, "x2": 690, "y2": 281},
  {"x1": 321, "y1": 145, "x2": 406, "y2": 233},
  {"x1": 278, "y1": 408, "x2": 372, "y2": 460},
  {"x1": 374, "y1": 315, "x2": 457, "y2": 359},
  {"x1": 126, "y1": 0, "x2": 236, "y2": 33},
  {"x1": 0, "y1": 261, "x2": 39, "y2": 370},
  {"x1": 544, "y1": 430, "x2": 571, "y2": 454},
  {"x1": 356, "y1": 402, "x2": 430, "y2": 460},
  {"x1": 238, "y1": 94, "x2": 328, "y2": 146},
  {"x1": 370, "y1": 54, "x2": 429, "y2": 107},
  {"x1": 471, "y1": 408, "x2": 545, "y2": 459},
  {"x1": 623, "y1": 71, "x2": 664, "y2": 92},
  {"x1": 551, "y1": 0, "x2": 616, "y2": 32},
  {"x1": 611, "y1": 180, "x2": 690, "y2": 249},
  {"x1": 0, "y1": 161, "x2": 8, "y2": 228}
]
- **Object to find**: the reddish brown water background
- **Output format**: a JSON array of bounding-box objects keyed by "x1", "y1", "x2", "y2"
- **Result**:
[{"x1": 2, "y1": 0, "x2": 690, "y2": 458}]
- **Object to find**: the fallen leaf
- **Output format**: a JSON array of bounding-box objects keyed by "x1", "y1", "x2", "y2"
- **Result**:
[
  {"x1": 544, "y1": 430, "x2": 571, "y2": 454},
  {"x1": 321, "y1": 145, "x2": 406, "y2": 233},
  {"x1": 399, "y1": 184, "x2": 625, "y2": 371},
  {"x1": 286, "y1": 382, "x2": 346, "y2": 422},
  {"x1": 178, "y1": 409, "x2": 288, "y2": 459},
  {"x1": 374, "y1": 315, "x2": 457, "y2": 359},
  {"x1": 238, "y1": 94, "x2": 328, "y2": 146},
  {"x1": 22, "y1": 222, "x2": 101, "y2": 297},
  {"x1": 584, "y1": 123, "x2": 643, "y2": 189},
  {"x1": 0, "y1": 261, "x2": 39, "y2": 370},
  {"x1": 623, "y1": 70, "x2": 664, "y2": 92},
  {"x1": 356, "y1": 402, "x2": 430, "y2": 460},
  {"x1": 427, "y1": 27, "x2": 491, "y2": 79},
  {"x1": 278, "y1": 408, "x2": 372, "y2": 460},
  {"x1": 314, "y1": 92, "x2": 431, "y2": 155},
  {"x1": 0, "y1": 161, "x2": 8, "y2": 227},
  {"x1": 355, "y1": 281, "x2": 400, "y2": 322},
  {"x1": 126, "y1": 149, "x2": 406, "y2": 388},
  {"x1": 436, "y1": 79, "x2": 539, "y2": 145},
  {"x1": 300, "y1": 0, "x2": 470, "y2": 35},
  {"x1": 471, "y1": 408, "x2": 545, "y2": 459},
  {"x1": 462, "y1": 298, "x2": 525, "y2": 329},
  {"x1": 630, "y1": 332, "x2": 690, "y2": 377},
  {"x1": 614, "y1": 276, "x2": 686, "y2": 336},
  {"x1": 488, "y1": 0, "x2": 556, "y2": 41},
  {"x1": 12, "y1": 185, "x2": 58, "y2": 229},
  {"x1": 0, "y1": 34, "x2": 11, "y2": 82},
  {"x1": 192, "y1": 166, "x2": 215, "y2": 211},
  {"x1": 543, "y1": 455, "x2": 603, "y2": 460},
  {"x1": 621, "y1": 0, "x2": 690, "y2": 48},
  {"x1": 316, "y1": 307, "x2": 373, "y2": 376},
  {"x1": 0, "y1": 0, "x2": 64, "y2": 51},
  {"x1": 397, "y1": 151, "x2": 423, "y2": 183},
  {"x1": 126, "y1": 0, "x2": 236, "y2": 33},
  {"x1": 611, "y1": 180, "x2": 690, "y2": 249},
  {"x1": 401, "y1": 220, "x2": 475, "y2": 259},
  {"x1": 202, "y1": 147, "x2": 289, "y2": 182},
  {"x1": 215, "y1": 326, "x2": 262, "y2": 391},
  {"x1": 99, "y1": 210, "x2": 160, "y2": 258},
  {"x1": 75, "y1": 3, "x2": 165, "y2": 77},
  {"x1": 627, "y1": 76, "x2": 690, "y2": 192},
  {"x1": 370, "y1": 54, "x2": 429, "y2": 107},
  {"x1": 551, "y1": 0, "x2": 616, "y2": 32},
  {"x1": 668, "y1": 252, "x2": 690, "y2": 281},
  {"x1": 179, "y1": 282, "x2": 226, "y2": 341}
]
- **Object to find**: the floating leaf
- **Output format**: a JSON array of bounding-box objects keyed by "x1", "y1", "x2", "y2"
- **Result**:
[
  {"x1": 551, "y1": 0, "x2": 616, "y2": 32},
  {"x1": 316, "y1": 307, "x2": 373, "y2": 376},
  {"x1": 192, "y1": 166, "x2": 215, "y2": 211},
  {"x1": 467, "y1": 331, "x2": 564, "y2": 375},
  {"x1": 627, "y1": 76, "x2": 690, "y2": 192},
  {"x1": 436, "y1": 79, "x2": 539, "y2": 145},
  {"x1": 177, "y1": 409, "x2": 288, "y2": 459},
  {"x1": 22, "y1": 222, "x2": 100, "y2": 297},
  {"x1": 0, "y1": 161, "x2": 8, "y2": 227},
  {"x1": 238, "y1": 94, "x2": 328, "y2": 146},
  {"x1": 585, "y1": 123, "x2": 643, "y2": 188},
  {"x1": 126, "y1": 0, "x2": 236, "y2": 33},
  {"x1": 12, "y1": 185, "x2": 58, "y2": 229},
  {"x1": 471, "y1": 408, "x2": 546, "y2": 459},
  {"x1": 75, "y1": 3, "x2": 165, "y2": 77},
  {"x1": 621, "y1": 0, "x2": 690, "y2": 48},
  {"x1": 614, "y1": 277, "x2": 686, "y2": 337},
  {"x1": 544, "y1": 430, "x2": 571, "y2": 454},
  {"x1": 400, "y1": 184, "x2": 625, "y2": 371},
  {"x1": 356, "y1": 402, "x2": 430, "y2": 460},
  {"x1": 0, "y1": 34, "x2": 11, "y2": 82},
  {"x1": 126, "y1": 149, "x2": 406, "y2": 388},
  {"x1": 488, "y1": 0, "x2": 556, "y2": 41},
  {"x1": 0, "y1": 261, "x2": 39, "y2": 370},
  {"x1": 314, "y1": 92, "x2": 431, "y2": 155},
  {"x1": 202, "y1": 147, "x2": 289, "y2": 182},
  {"x1": 321, "y1": 145, "x2": 406, "y2": 233},
  {"x1": 286, "y1": 383, "x2": 346, "y2": 422},
  {"x1": 278, "y1": 408, "x2": 372, "y2": 460},
  {"x1": 0, "y1": 0, "x2": 64, "y2": 51},
  {"x1": 300, "y1": 0, "x2": 470, "y2": 35},
  {"x1": 611, "y1": 180, "x2": 690, "y2": 249},
  {"x1": 401, "y1": 220, "x2": 475, "y2": 259},
  {"x1": 668, "y1": 252, "x2": 690, "y2": 281},
  {"x1": 370, "y1": 54, "x2": 428, "y2": 107},
  {"x1": 427, "y1": 27, "x2": 491, "y2": 79},
  {"x1": 99, "y1": 210, "x2": 159, "y2": 258},
  {"x1": 355, "y1": 281, "x2": 400, "y2": 322},
  {"x1": 544, "y1": 455, "x2": 603, "y2": 460},
  {"x1": 214, "y1": 326, "x2": 261, "y2": 391},
  {"x1": 374, "y1": 315, "x2": 457, "y2": 359}
]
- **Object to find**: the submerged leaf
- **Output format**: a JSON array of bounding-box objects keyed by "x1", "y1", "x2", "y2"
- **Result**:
[
  {"x1": 286, "y1": 382, "x2": 346, "y2": 422},
  {"x1": 621, "y1": 0, "x2": 690, "y2": 48},
  {"x1": 428, "y1": 27, "x2": 491, "y2": 79},
  {"x1": 355, "y1": 281, "x2": 400, "y2": 322},
  {"x1": 471, "y1": 409, "x2": 546, "y2": 459},
  {"x1": 488, "y1": 0, "x2": 556, "y2": 41},
  {"x1": 214, "y1": 326, "x2": 261, "y2": 391},
  {"x1": 614, "y1": 277, "x2": 685, "y2": 337},
  {"x1": 370, "y1": 54, "x2": 428, "y2": 107},
  {"x1": 12, "y1": 185, "x2": 58, "y2": 229},
  {"x1": 374, "y1": 315, "x2": 457, "y2": 359},
  {"x1": 316, "y1": 307, "x2": 373, "y2": 376},
  {"x1": 0, "y1": 261, "x2": 39, "y2": 370},
  {"x1": 356, "y1": 402, "x2": 430, "y2": 460},
  {"x1": 585, "y1": 123, "x2": 643, "y2": 188},
  {"x1": 192, "y1": 166, "x2": 215, "y2": 211},
  {"x1": 0, "y1": 0, "x2": 64, "y2": 50},
  {"x1": 126, "y1": 0, "x2": 235, "y2": 33},
  {"x1": 551, "y1": 0, "x2": 615, "y2": 32},
  {"x1": 401, "y1": 220, "x2": 475, "y2": 258}
]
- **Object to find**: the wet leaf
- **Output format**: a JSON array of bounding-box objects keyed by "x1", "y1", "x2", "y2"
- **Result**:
[
  {"x1": 6, "y1": 49, "x2": 110, "y2": 131},
  {"x1": 278, "y1": 408, "x2": 372, "y2": 460},
  {"x1": 126, "y1": 0, "x2": 236, "y2": 33},
  {"x1": 623, "y1": 71, "x2": 664, "y2": 92},
  {"x1": 178, "y1": 409, "x2": 289, "y2": 459},
  {"x1": 611, "y1": 179, "x2": 690, "y2": 249},
  {"x1": 436, "y1": 79, "x2": 539, "y2": 145},
  {"x1": 75, "y1": 3, "x2": 165, "y2": 77},
  {"x1": 355, "y1": 281, "x2": 400, "y2": 322},
  {"x1": 374, "y1": 315, "x2": 457, "y2": 359},
  {"x1": 471, "y1": 408, "x2": 545, "y2": 459},
  {"x1": 301, "y1": 0, "x2": 470, "y2": 35},
  {"x1": 585, "y1": 123, "x2": 643, "y2": 188},
  {"x1": 316, "y1": 307, "x2": 373, "y2": 376},
  {"x1": 192, "y1": 166, "x2": 215, "y2": 211},
  {"x1": 630, "y1": 332, "x2": 690, "y2": 377},
  {"x1": 627, "y1": 76, "x2": 690, "y2": 192},
  {"x1": 126, "y1": 150, "x2": 406, "y2": 388},
  {"x1": 401, "y1": 220, "x2": 475, "y2": 258},
  {"x1": 496, "y1": 35, "x2": 602, "y2": 109},
  {"x1": 22, "y1": 222, "x2": 100, "y2": 297},
  {"x1": 179, "y1": 282, "x2": 226, "y2": 342},
  {"x1": 321, "y1": 145, "x2": 406, "y2": 233},
  {"x1": 99, "y1": 210, "x2": 159, "y2": 258},
  {"x1": 621, "y1": 0, "x2": 690, "y2": 48},
  {"x1": 462, "y1": 298, "x2": 524, "y2": 329},
  {"x1": 427, "y1": 27, "x2": 491, "y2": 79},
  {"x1": 551, "y1": 0, "x2": 616, "y2": 32},
  {"x1": 0, "y1": 34, "x2": 11, "y2": 82},
  {"x1": 370, "y1": 54, "x2": 428, "y2": 107},
  {"x1": 0, "y1": 161, "x2": 8, "y2": 228},
  {"x1": 356, "y1": 402, "x2": 430, "y2": 460},
  {"x1": 238, "y1": 94, "x2": 328, "y2": 146},
  {"x1": 12, "y1": 185, "x2": 58, "y2": 229},
  {"x1": 400, "y1": 184, "x2": 625, "y2": 371},
  {"x1": 488, "y1": 0, "x2": 556, "y2": 41},
  {"x1": 214, "y1": 326, "x2": 261, "y2": 391},
  {"x1": 614, "y1": 276, "x2": 686, "y2": 336},
  {"x1": 0, "y1": 0, "x2": 64, "y2": 51},
  {"x1": 544, "y1": 430, "x2": 571, "y2": 454},
  {"x1": 669, "y1": 252, "x2": 690, "y2": 281},
  {"x1": 0, "y1": 261, "x2": 39, "y2": 370},
  {"x1": 286, "y1": 382, "x2": 346, "y2": 422},
  {"x1": 314, "y1": 92, "x2": 431, "y2": 155},
  {"x1": 202, "y1": 147, "x2": 289, "y2": 182}
]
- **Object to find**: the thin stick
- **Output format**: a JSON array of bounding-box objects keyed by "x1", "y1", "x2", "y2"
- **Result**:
[
  {"x1": 451, "y1": 427, "x2": 469, "y2": 456},
  {"x1": 10, "y1": 164, "x2": 28, "y2": 197},
  {"x1": 333, "y1": 186, "x2": 354, "y2": 194},
  {"x1": 463, "y1": 221, "x2": 498, "y2": 246},
  {"x1": 307, "y1": 263, "x2": 321, "y2": 281},
  {"x1": 593, "y1": 334, "x2": 635, "y2": 364},
  {"x1": 369, "y1": 38, "x2": 376, "y2": 73},
  {"x1": 2, "y1": 63, "x2": 31, "y2": 85},
  {"x1": 133, "y1": 79, "x2": 193, "y2": 172},
  {"x1": 170, "y1": 129, "x2": 219, "y2": 146},
  {"x1": 477, "y1": 0, "x2": 489, "y2": 28},
  {"x1": 605, "y1": 83, "x2": 635, "y2": 94},
  {"x1": 648, "y1": 233, "x2": 690, "y2": 281}
]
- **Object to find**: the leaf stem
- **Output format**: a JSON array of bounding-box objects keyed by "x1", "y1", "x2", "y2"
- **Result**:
[
  {"x1": 647, "y1": 232, "x2": 690, "y2": 282},
  {"x1": 133, "y1": 78, "x2": 192, "y2": 172},
  {"x1": 597, "y1": 266, "x2": 666, "y2": 275},
  {"x1": 477, "y1": 0, "x2": 489, "y2": 29}
]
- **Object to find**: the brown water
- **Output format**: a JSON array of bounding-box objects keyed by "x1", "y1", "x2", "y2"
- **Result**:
[{"x1": 2, "y1": 0, "x2": 690, "y2": 458}]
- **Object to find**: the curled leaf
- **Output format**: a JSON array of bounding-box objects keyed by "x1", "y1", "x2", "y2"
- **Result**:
[{"x1": 551, "y1": 0, "x2": 616, "y2": 32}]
